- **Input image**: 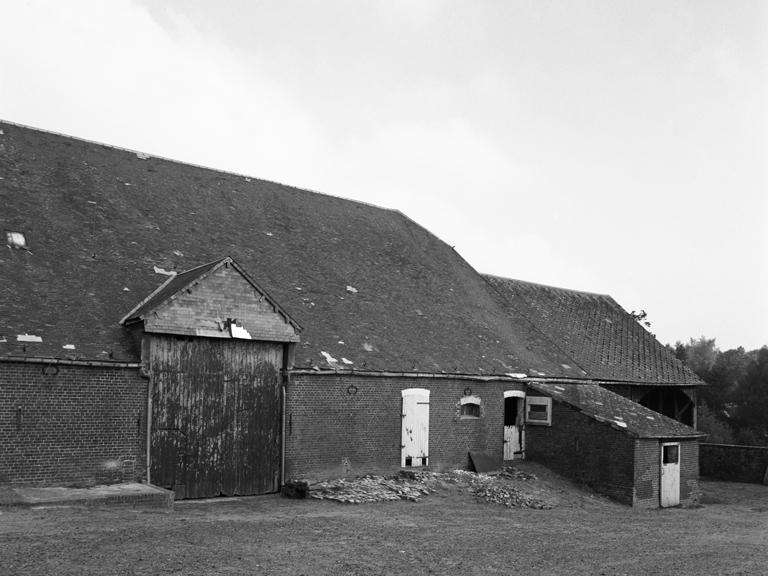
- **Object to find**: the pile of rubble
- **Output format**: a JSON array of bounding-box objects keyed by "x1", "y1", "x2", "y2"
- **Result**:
[
  {"x1": 450, "y1": 470, "x2": 552, "y2": 509},
  {"x1": 309, "y1": 473, "x2": 437, "y2": 504},
  {"x1": 305, "y1": 467, "x2": 553, "y2": 509}
]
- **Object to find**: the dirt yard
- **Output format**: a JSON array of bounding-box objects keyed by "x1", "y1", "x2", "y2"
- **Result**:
[{"x1": 1, "y1": 464, "x2": 766, "y2": 576}]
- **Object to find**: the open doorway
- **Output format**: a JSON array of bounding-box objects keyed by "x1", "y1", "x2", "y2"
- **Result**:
[{"x1": 503, "y1": 391, "x2": 525, "y2": 460}]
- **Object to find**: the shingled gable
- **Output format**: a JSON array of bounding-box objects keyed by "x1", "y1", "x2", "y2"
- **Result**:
[
  {"x1": 0, "y1": 120, "x2": 582, "y2": 376},
  {"x1": 528, "y1": 382, "x2": 705, "y2": 439},
  {"x1": 121, "y1": 257, "x2": 300, "y2": 342},
  {"x1": 484, "y1": 275, "x2": 703, "y2": 386}
]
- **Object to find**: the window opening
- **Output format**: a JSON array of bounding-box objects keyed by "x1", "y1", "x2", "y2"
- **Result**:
[
  {"x1": 525, "y1": 396, "x2": 552, "y2": 426},
  {"x1": 662, "y1": 444, "x2": 679, "y2": 464}
]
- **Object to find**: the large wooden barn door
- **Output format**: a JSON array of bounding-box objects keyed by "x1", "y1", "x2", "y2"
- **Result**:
[{"x1": 150, "y1": 335, "x2": 283, "y2": 499}]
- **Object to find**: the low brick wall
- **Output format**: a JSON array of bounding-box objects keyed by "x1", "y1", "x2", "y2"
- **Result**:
[
  {"x1": 0, "y1": 361, "x2": 147, "y2": 487},
  {"x1": 700, "y1": 443, "x2": 768, "y2": 484}
]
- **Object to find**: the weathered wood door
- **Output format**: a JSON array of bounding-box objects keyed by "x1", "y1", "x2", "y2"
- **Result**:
[
  {"x1": 150, "y1": 335, "x2": 283, "y2": 498},
  {"x1": 503, "y1": 392, "x2": 525, "y2": 460},
  {"x1": 660, "y1": 442, "x2": 681, "y2": 507},
  {"x1": 401, "y1": 388, "x2": 429, "y2": 467}
]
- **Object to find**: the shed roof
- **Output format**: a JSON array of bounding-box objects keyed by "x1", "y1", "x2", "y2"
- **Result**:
[
  {"x1": 0, "y1": 120, "x2": 580, "y2": 376},
  {"x1": 528, "y1": 382, "x2": 704, "y2": 439},
  {"x1": 485, "y1": 276, "x2": 702, "y2": 386}
]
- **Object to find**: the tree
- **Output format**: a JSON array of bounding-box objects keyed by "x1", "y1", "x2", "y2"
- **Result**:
[
  {"x1": 696, "y1": 403, "x2": 736, "y2": 444},
  {"x1": 731, "y1": 347, "x2": 768, "y2": 445},
  {"x1": 683, "y1": 336, "x2": 718, "y2": 381}
]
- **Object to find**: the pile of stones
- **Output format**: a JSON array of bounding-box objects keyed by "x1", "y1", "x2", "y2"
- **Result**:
[
  {"x1": 309, "y1": 473, "x2": 436, "y2": 504},
  {"x1": 305, "y1": 468, "x2": 552, "y2": 509}
]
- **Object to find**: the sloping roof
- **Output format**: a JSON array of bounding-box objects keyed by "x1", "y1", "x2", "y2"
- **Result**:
[
  {"x1": 0, "y1": 120, "x2": 582, "y2": 376},
  {"x1": 120, "y1": 258, "x2": 223, "y2": 324},
  {"x1": 529, "y1": 382, "x2": 704, "y2": 439},
  {"x1": 120, "y1": 256, "x2": 301, "y2": 333},
  {"x1": 485, "y1": 276, "x2": 702, "y2": 385}
]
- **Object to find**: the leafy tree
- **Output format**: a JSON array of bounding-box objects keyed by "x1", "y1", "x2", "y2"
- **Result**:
[
  {"x1": 731, "y1": 347, "x2": 768, "y2": 445},
  {"x1": 696, "y1": 403, "x2": 736, "y2": 444},
  {"x1": 684, "y1": 336, "x2": 718, "y2": 381}
]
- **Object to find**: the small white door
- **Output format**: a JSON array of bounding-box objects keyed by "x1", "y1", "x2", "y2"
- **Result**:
[
  {"x1": 401, "y1": 388, "x2": 429, "y2": 467},
  {"x1": 660, "y1": 442, "x2": 681, "y2": 507},
  {"x1": 504, "y1": 391, "x2": 525, "y2": 460}
]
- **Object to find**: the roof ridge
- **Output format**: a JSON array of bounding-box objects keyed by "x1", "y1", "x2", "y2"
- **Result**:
[
  {"x1": 0, "y1": 118, "x2": 399, "y2": 215},
  {"x1": 482, "y1": 273, "x2": 611, "y2": 298}
]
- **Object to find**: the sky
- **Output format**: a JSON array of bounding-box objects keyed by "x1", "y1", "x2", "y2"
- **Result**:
[{"x1": 1, "y1": 0, "x2": 766, "y2": 350}]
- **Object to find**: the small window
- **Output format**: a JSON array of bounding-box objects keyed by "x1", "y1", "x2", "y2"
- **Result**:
[
  {"x1": 525, "y1": 396, "x2": 552, "y2": 426},
  {"x1": 460, "y1": 403, "x2": 481, "y2": 418},
  {"x1": 6, "y1": 231, "x2": 27, "y2": 249},
  {"x1": 459, "y1": 395, "x2": 482, "y2": 419},
  {"x1": 663, "y1": 444, "x2": 679, "y2": 464}
]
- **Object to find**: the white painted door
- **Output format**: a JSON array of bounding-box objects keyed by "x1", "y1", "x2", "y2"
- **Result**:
[
  {"x1": 401, "y1": 388, "x2": 430, "y2": 467},
  {"x1": 660, "y1": 442, "x2": 681, "y2": 507},
  {"x1": 504, "y1": 392, "x2": 525, "y2": 460}
]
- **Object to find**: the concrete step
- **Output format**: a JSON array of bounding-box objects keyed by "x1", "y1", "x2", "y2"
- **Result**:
[{"x1": 0, "y1": 483, "x2": 174, "y2": 509}]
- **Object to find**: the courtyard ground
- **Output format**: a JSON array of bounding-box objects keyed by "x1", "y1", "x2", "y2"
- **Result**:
[{"x1": 1, "y1": 464, "x2": 766, "y2": 576}]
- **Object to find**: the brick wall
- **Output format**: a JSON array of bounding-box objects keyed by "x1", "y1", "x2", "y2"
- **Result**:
[
  {"x1": 0, "y1": 361, "x2": 147, "y2": 487},
  {"x1": 633, "y1": 439, "x2": 659, "y2": 507},
  {"x1": 525, "y1": 398, "x2": 637, "y2": 505},
  {"x1": 284, "y1": 374, "x2": 524, "y2": 481},
  {"x1": 700, "y1": 443, "x2": 768, "y2": 484},
  {"x1": 633, "y1": 439, "x2": 699, "y2": 507},
  {"x1": 144, "y1": 263, "x2": 299, "y2": 342}
]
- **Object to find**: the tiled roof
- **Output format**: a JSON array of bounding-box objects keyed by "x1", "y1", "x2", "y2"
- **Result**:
[
  {"x1": 0, "y1": 121, "x2": 582, "y2": 376},
  {"x1": 485, "y1": 276, "x2": 702, "y2": 385},
  {"x1": 529, "y1": 382, "x2": 704, "y2": 439}
]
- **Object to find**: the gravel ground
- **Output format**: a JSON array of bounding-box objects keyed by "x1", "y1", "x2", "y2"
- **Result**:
[{"x1": 1, "y1": 463, "x2": 766, "y2": 576}]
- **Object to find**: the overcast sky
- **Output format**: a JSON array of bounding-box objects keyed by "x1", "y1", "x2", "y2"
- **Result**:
[{"x1": 1, "y1": 0, "x2": 766, "y2": 350}]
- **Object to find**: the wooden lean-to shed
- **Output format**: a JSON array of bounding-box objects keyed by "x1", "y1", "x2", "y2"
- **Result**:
[{"x1": 121, "y1": 257, "x2": 300, "y2": 498}]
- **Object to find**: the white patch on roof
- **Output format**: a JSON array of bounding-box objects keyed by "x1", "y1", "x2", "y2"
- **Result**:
[
  {"x1": 505, "y1": 373, "x2": 527, "y2": 379},
  {"x1": 614, "y1": 415, "x2": 624, "y2": 420},
  {"x1": 264, "y1": 232, "x2": 273, "y2": 237},
  {"x1": 295, "y1": 287, "x2": 303, "y2": 291},
  {"x1": 561, "y1": 364, "x2": 571, "y2": 370},
  {"x1": 173, "y1": 250, "x2": 184, "y2": 257},
  {"x1": 153, "y1": 266, "x2": 176, "y2": 276},
  {"x1": 230, "y1": 323, "x2": 252, "y2": 340},
  {"x1": 0, "y1": 337, "x2": 7, "y2": 343},
  {"x1": 123, "y1": 287, "x2": 130, "y2": 292},
  {"x1": 341, "y1": 357, "x2": 354, "y2": 365},
  {"x1": 554, "y1": 385, "x2": 565, "y2": 391},
  {"x1": 346, "y1": 285, "x2": 358, "y2": 294},
  {"x1": 646, "y1": 415, "x2": 655, "y2": 420},
  {"x1": 604, "y1": 318, "x2": 613, "y2": 324},
  {"x1": 0, "y1": 129, "x2": 4, "y2": 135},
  {"x1": 87, "y1": 200, "x2": 97, "y2": 204},
  {"x1": 338, "y1": 340, "x2": 345, "y2": 345},
  {"x1": 17, "y1": 334, "x2": 43, "y2": 343},
  {"x1": 62, "y1": 344, "x2": 76, "y2": 350},
  {"x1": 614, "y1": 420, "x2": 628, "y2": 428},
  {"x1": 362, "y1": 342, "x2": 374, "y2": 352},
  {"x1": 136, "y1": 152, "x2": 150, "y2": 160},
  {"x1": 124, "y1": 182, "x2": 132, "y2": 186},
  {"x1": 320, "y1": 351, "x2": 338, "y2": 365},
  {"x1": 530, "y1": 370, "x2": 546, "y2": 376}
]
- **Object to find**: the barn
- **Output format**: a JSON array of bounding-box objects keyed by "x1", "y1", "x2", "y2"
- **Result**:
[{"x1": 0, "y1": 120, "x2": 704, "y2": 506}]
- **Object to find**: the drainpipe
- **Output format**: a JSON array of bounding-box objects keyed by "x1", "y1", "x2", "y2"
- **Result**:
[
  {"x1": 146, "y1": 377, "x2": 152, "y2": 484},
  {"x1": 281, "y1": 342, "x2": 294, "y2": 487},
  {"x1": 281, "y1": 382, "x2": 287, "y2": 487}
]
